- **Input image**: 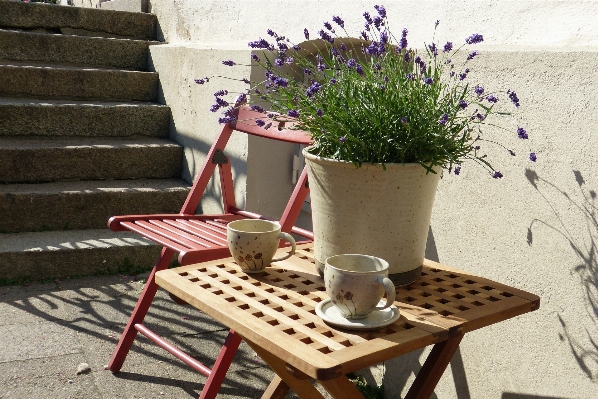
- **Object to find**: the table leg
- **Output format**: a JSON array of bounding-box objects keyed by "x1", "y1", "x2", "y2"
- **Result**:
[
  {"x1": 261, "y1": 375, "x2": 290, "y2": 399},
  {"x1": 245, "y1": 340, "x2": 326, "y2": 399},
  {"x1": 404, "y1": 333, "x2": 464, "y2": 399},
  {"x1": 319, "y1": 375, "x2": 367, "y2": 399}
]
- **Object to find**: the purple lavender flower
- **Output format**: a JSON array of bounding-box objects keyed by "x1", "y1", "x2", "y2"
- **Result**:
[
  {"x1": 329, "y1": 78, "x2": 337, "y2": 84},
  {"x1": 304, "y1": 68, "x2": 313, "y2": 75},
  {"x1": 467, "y1": 50, "x2": 480, "y2": 60},
  {"x1": 218, "y1": 116, "x2": 236, "y2": 124},
  {"x1": 360, "y1": 31, "x2": 369, "y2": 41},
  {"x1": 248, "y1": 38, "x2": 270, "y2": 49},
  {"x1": 332, "y1": 15, "x2": 345, "y2": 28},
  {"x1": 316, "y1": 109, "x2": 323, "y2": 117},
  {"x1": 424, "y1": 77, "x2": 434, "y2": 85},
  {"x1": 373, "y1": 16, "x2": 383, "y2": 29},
  {"x1": 274, "y1": 77, "x2": 289, "y2": 87},
  {"x1": 195, "y1": 78, "x2": 206, "y2": 85},
  {"x1": 363, "y1": 11, "x2": 373, "y2": 24},
  {"x1": 251, "y1": 54, "x2": 260, "y2": 62},
  {"x1": 374, "y1": 63, "x2": 381, "y2": 70},
  {"x1": 439, "y1": 113, "x2": 449, "y2": 126},
  {"x1": 477, "y1": 113, "x2": 485, "y2": 120},
  {"x1": 374, "y1": 4, "x2": 386, "y2": 18},
  {"x1": 384, "y1": 76, "x2": 389, "y2": 82},
  {"x1": 318, "y1": 30, "x2": 334, "y2": 43},
  {"x1": 215, "y1": 97, "x2": 229, "y2": 107},
  {"x1": 435, "y1": 20, "x2": 440, "y2": 28},
  {"x1": 210, "y1": 104, "x2": 220, "y2": 112},
  {"x1": 267, "y1": 29, "x2": 276, "y2": 37},
  {"x1": 414, "y1": 56, "x2": 421, "y2": 64},
  {"x1": 517, "y1": 127, "x2": 528, "y2": 139},
  {"x1": 428, "y1": 43, "x2": 438, "y2": 57},
  {"x1": 459, "y1": 73, "x2": 467, "y2": 81},
  {"x1": 317, "y1": 63, "x2": 326, "y2": 71},
  {"x1": 406, "y1": 73, "x2": 414, "y2": 80},
  {"x1": 493, "y1": 171, "x2": 503, "y2": 179},
  {"x1": 474, "y1": 86, "x2": 484, "y2": 96},
  {"x1": 304, "y1": 28, "x2": 309, "y2": 40},
  {"x1": 454, "y1": 165, "x2": 461, "y2": 175},
  {"x1": 306, "y1": 82, "x2": 322, "y2": 97},
  {"x1": 366, "y1": 42, "x2": 379, "y2": 56},
  {"x1": 508, "y1": 90, "x2": 520, "y2": 107},
  {"x1": 355, "y1": 64, "x2": 364, "y2": 75},
  {"x1": 487, "y1": 94, "x2": 499, "y2": 103},
  {"x1": 339, "y1": 136, "x2": 346, "y2": 143},
  {"x1": 264, "y1": 122, "x2": 272, "y2": 130},
  {"x1": 347, "y1": 58, "x2": 357, "y2": 68},
  {"x1": 274, "y1": 58, "x2": 284, "y2": 67},
  {"x1": 234, "y1": 93, "x2": 247, "y2": 106},
  {"x1": 285, "y1": 57, "x2": 294, "y2": 64},
  {"x1": 509, "y1": 149, "x2": 516, "y2": 156},
  {"x1": 466, "y1": 33, "x2": 484, "y2": 44},
  {"x1": 293, "y1": 45, "x2": 301, "y2": 51},
  {"x1": 287, "y1": 109, "x2": 300, "y2": 118},
  {"x1": 380, "y1": 31, "x2": 389, "y2": 46},
  {"x1": 255, "y1": 119, "x2": 266, "y2": 127},
  {"x1": 267, "y1": 113, "x2": 275, "y2": 118},
  {"x1": 250, "y1": 105, "x2": 265, "y2": 113},
  {"x1": 449, "y1": 71, "x2": 455, "y2": 77},
  {"x1": 324, "y1": 21, "x2": 333, "y2": 31},
  {"x1": 403, "y1": 52, "x2": 411, "y2": 63},
  {"x1": 278, "y1": 42, "x2": 288, "y2": 52},
  {"x1": 401, "y1": 117, "x2": 408, "y2": 124},
  {"x1": 213, "y1": 90, "x2": 228, "y2": 97},
  {"x1": 459, "y1": 99, "x2": 468, "y2": 109},
  {"x1": 380, "y1": 84, "x2": 386, "y2": 91},
  {"x1": 529, "y1": 152, "x2": 537, "y2": 162},
  {"x1": 443, "y1": 42, "x2": 453, "y2": 53},
  {"x1": 222, "y1": 60, "x2": 236, "y2": 66},
  {"x1": 340, "y1": 42, "x2": 347, "y2": 51},
  {"x1": 242, "y1": 78, "x2": 250, "y2": 84}
]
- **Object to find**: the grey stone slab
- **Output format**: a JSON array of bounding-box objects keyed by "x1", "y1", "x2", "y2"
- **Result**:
[
  {"x1": 0, "y1": 64, "x2": 158, "y2": 101},
  {"x1": 0, "y1": 321, "x2": 82, "y2": 363},
  {"x1": 0, "y1": 29, "x2": 153, "y2": 70},
  {"x1": 0, "y1": 229, "x2": 161, "y2": 281},
  {"x1": 0, "y1": 353, "x2": 101, "y2": 399},
  {"x1": 0, "y1": 178, "x2": 190, "y2": 232},
  {"x1": 0, "y1": 99, "x2": 169, "y2": 138},
  {"x1": 0, "y1": 137, "x2": 183, "y2": 183},
  {"x1": 0, "y1": 1, "x2": 156, "y2": 40}
]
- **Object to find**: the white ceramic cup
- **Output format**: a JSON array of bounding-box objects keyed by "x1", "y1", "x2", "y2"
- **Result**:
[
  {"x1": 324, "y1": 254, "x2": 396, "y2": 319},
  {"x1": 227, "y1": 220, "x2": 296, "y2": 273}
]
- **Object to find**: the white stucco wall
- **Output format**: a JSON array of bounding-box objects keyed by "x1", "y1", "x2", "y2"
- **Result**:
[{"x1": 80, "y1": 0, "x2": 598, "y2": 397}]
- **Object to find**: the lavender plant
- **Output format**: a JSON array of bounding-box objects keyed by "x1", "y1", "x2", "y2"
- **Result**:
[{"x1": 197, "y1": 4, "x2": 535, "y2": 177}]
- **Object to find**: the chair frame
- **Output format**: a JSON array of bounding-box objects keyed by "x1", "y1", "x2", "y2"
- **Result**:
[{"x1": 107, "y1": 106, "x2": 312, "y2": 399}]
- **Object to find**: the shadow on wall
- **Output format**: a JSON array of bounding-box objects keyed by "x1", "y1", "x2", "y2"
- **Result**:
[{"x1": 526, "y1": 168, "x2": 598, "y2": 381}]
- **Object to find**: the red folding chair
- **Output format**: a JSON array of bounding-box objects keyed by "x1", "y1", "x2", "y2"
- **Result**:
[{"x1": 107, "y1": 106, "x2": 312, "y2": 399}]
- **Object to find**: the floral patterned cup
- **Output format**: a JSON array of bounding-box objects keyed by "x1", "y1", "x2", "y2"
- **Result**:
[
  {"x1": 325, "y1": 254, "x2": 396, "y2": 319},
  {"x1": 227, "y1": 220, "x2": 296, "y2": 273}
]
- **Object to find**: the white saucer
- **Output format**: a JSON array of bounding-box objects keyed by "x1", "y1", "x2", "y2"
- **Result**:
[{"x1": 315, "y1": 299, "x2": 401, "y2": 331}]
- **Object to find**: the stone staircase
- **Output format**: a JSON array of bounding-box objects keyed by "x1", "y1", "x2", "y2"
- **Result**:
[{"x1": 0, "y1": 1, "x2": 190, "y2": 283}]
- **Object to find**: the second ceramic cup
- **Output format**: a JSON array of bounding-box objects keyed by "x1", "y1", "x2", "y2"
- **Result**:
[
  {"x1": 324, "y1": 254, "x2": 396, "y2": 319},
  {"x1": 227, "y1": 220, "x2": 296, "y2": 273}
]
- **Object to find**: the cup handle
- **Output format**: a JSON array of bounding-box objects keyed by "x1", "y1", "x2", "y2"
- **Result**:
[
  {"x1": 271, "y1": 232, "x2": 296, "y2": 262},
  {"x1": 373, "y1": 276, "x2": 396, "y2": 311}
]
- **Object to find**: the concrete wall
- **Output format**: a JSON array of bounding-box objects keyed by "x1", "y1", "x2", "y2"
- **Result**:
[{"x1": 78, "y1": 0, "x2": 598, "y2": 397}]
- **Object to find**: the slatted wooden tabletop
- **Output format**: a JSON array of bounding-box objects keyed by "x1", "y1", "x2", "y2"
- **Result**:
[{"x1": 155, "y1": 244, "x2": 539, "y2": 381}]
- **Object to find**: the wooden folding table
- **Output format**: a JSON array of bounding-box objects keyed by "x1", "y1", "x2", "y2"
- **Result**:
[{"x1": 155, "y1": 244, "x2": 540, "y2": 399}]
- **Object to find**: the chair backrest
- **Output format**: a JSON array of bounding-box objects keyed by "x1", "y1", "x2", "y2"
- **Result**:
[
  {"x1": 231, "y1": 107, "x2": 312, "y2": 145},
  {"x1": 180, "y1": 107, "x2": 312, "y2": 225}
]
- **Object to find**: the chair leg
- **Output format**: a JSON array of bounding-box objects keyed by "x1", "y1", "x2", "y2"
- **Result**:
[
  {"x1": 108, "y1": 247, "x2": 175, "y2": 373},
  {"x1": 198, "y1": 329, "x2": 243, "y2": 399}
]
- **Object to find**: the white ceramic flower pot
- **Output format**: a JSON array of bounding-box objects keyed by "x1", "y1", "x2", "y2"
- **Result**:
[{"x1": 303, "y1": 148, "x2": 441, "y2": 285}]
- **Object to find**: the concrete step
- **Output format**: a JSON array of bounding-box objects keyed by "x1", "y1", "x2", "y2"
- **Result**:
[
  {"x1": 0, "y1": 98, "x2": 169, "y2": 137},
  {"x1": 0, "y1": 178, "x2": 191, "y2": 233},
  {"x1": 0, "y1": 63, "x2": 158, "y2": 101},
  {"x1": 0, "y1": 137, "x2": 183, "y2": 183},
  {"x1": 0, "y1": 1, "x2": 156, "y2": 40},
  {"x1": 0, "y1": 28, "x2": 155, "y2": 71},
  {"x1": 0, "y1": 229, "x2": 162, "y2": 283}
]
